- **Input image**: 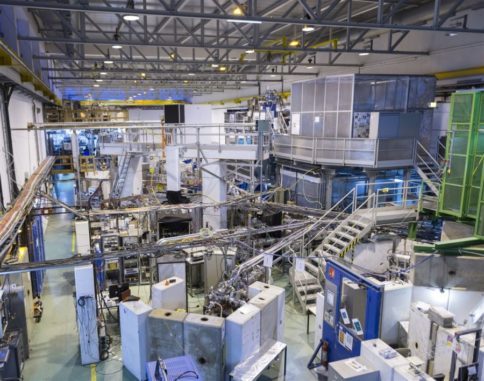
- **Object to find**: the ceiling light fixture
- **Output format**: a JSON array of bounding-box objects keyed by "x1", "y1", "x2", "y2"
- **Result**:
[
  {"x1": 219, "y1": 66, "x2": 227, "y2": 71},
  {"x1": 112, "y1": 44, "x2": 123, "y2": 49},
  {"x1": 93, "y1": 84, "x2": 100, "y2": 87},
  {"x1": 104, "y1": 60, "x2": 113, "y2": 64},
  {"x1": 141, "y1": 72, "x2": 146, "y2": 77},
  {"x1": 96, "y1": 79, "x2": 103, "y2": 82},
  {"x1": 446, "y1": 32, "x2": 458, "y2": 37},
  {"x1": 289, "y1": 40, "x2": 300, "y2": 47},
  {"x1": 211, "y1": 63, "x2": 219, "y2": 68},
  {"x1": 232, "y1": 6, "x2": 244, "y2": 16},
  {"x1": 306, "y1": 66, "x2": 313, "y2": 69},
  {"x1": 227, "y1": 19, "x2": 262, "y2": 24},
  {"x1": 149, "y1": 87, "x2": 155, "y2": 91},
  {"x1": 359, "y1": 52, "x2": 370, "y2": 56},
  {"x1": 123, "y1": 14, "x2": 140, "y2": 21},
  {"x1": 188, "y1": 73, "x2": 195, "y2": 76},
  {"x1": 302, "y1": 25, "x2": 315, "y2": 32},
  {"x1": 100, "y1": 72, "x2": 107, "y2": 75},
  {"x1": 245, "y1": 49, "x2": 255, "y2": 54}
]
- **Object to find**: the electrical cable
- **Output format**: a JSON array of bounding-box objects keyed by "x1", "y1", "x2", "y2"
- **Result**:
[{"x1": 173, "y1": 370, "x2": 199, "y2": 380}]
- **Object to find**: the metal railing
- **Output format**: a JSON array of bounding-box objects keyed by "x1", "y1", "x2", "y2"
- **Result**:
[{"x1": 273, "y1": 134, "x2": 416, "y2": 168}]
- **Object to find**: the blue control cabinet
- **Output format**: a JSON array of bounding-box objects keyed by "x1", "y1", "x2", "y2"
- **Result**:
[{"x1": 322, "y1": 259, "x2": 383, "y2": 362}]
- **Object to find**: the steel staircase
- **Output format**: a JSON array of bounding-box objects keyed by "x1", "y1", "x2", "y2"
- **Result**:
[
  {"x1": 111, "y1": 153, "x2": 132, "y2": 199},
  {"x1": 414, "y1": 141, "x2": 443, "y2": 197},
  {"x1": 289, "y1": 267, "x2": 322, "y2": 311},
  {"x1": 313, "y1": 193, "x2": 376, "y2": 259}
]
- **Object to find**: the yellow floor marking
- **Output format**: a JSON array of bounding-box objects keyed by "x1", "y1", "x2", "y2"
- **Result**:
[
  {"x1": 71, "y1": 232, "x2": 76, "y2": 254},
  {"x1": 90, "y1": 364, "x2": 96, "y2": 381}
]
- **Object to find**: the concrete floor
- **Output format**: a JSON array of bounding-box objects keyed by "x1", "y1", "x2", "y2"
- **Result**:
[{"x1": 23, "y1": 175, "x2": 323, "y2": 380}]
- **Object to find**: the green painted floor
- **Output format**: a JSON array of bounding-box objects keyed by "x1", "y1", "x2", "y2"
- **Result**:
[{"x1": 22, "y1": 176, "x2": 322, "y2": 380}]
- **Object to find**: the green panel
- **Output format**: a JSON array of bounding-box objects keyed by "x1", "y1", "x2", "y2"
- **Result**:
[
  {"x1": 475, "y1": 94, "x2": 484, "y2": 237},
  {"x1": 439, "y1": 92, "x2": 479, "y2": 218}
]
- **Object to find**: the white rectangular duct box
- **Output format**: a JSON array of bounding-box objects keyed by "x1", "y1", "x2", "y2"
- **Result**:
[
  {"x1": 120, "y1": 300, "x2": 153, "y2": 381},
  {"x1": 407, "y1": 302, "x2": 432, "y2": 362},
  {"x1": 360, "y1": 339, "x2": 409, "y2": 381},
  {"x1": 152, "y1": 277, "x2": 186, "y2": 310},
  {"x1": 394, "y1": 364, "x2": 434, "y2": 381},
  {"x1": 248, "y1": 290, "x2": 279, "y2": 345},
  {"x1": 248, "y1": 282, "x2": 285, "y2": 341},
  {"x1": 148, "y1": 308, "x2": 186, "y2": 361},
  {"x1": 379, "y1": 280, "x2": 412, "y2": 345},
  {"x1": 184, "y1": 313, "x2": 225, "y2": 381},
  {"x1": 74, "y1": 265, "x2": 99, "y2": 365},
  {"x1": 314, "y1": 292, "x2": 325, "y2": 353},
  {"x1": 75, "y1": 220, "x2": 90, "y2": 256},
  {"x1": 226, "y1": 304, "x2": 261, "y2": 375},
  {"x1": 328, "y1": 356, "x2": 379, "y2": 381}
]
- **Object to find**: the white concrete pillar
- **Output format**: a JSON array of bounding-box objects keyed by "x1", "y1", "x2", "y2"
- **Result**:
[{"x1": 202, "y1": 161, "x2": 226, "y2": 230}]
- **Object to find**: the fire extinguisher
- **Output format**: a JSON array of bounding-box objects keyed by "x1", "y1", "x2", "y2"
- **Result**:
[{"x1": 321, "y1": 340, "x2": 329, "y2": 369}]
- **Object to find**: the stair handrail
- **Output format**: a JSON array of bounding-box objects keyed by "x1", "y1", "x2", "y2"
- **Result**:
[
  {"x1": 416, "y1": 141, "x2": 443, "y2": 179},
  {"x1": 302, "y1": 188, "x2": 356, "y2": 251}
]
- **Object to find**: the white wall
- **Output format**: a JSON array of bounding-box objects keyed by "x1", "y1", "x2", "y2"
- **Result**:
[
  {"x1": 8, "y1": 91, "x2": 45, "y2": 188},
  {"x1": 128, "y1": 108, "x2": 164, "y2": 121}
]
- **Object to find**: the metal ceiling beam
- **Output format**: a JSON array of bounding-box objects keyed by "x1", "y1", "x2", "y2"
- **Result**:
[
  {"x1": 51, "y1": 77, "x2": 283, "y2": 83},
  {"x1": 3, "y1": 0, "x2": 481, "y2": 34},
  {"x1": 34, "y1": 55, "x2": 362, "y2": 67},
  {"x1": 18, "y1": 35, "x2": 429, "y2": 56}
]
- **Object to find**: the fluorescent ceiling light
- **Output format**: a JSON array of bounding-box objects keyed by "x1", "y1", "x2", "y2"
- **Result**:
[
  {"x1": 93, "y1": 84, "x2": 100, "y2": 87},
  {"x1": 289, "y1": 40, "x2": 300, "y2": 47},
  {"x1": 112, "y1": 44, "x2": 123, "y2": 49},
  {"x1": 270, "y1": 74, "x2": 276, "y2": 77},
  {"x1": 211, "y1": 63, "x2": 219, "y2": 68},
  {"x1": 359, "y1": 52, "x2": 370, "y2": 56},
  {"x1": 104, "y1": 60, "x2": 113, "y2": 64},
  {"x1": 306, "y1": 66, "x2": 313, "y2": 69},
  {"x1": 227, "y1": 19, "x2": 262, "y2": 24},
  {"x1": 96, "y1": 79, "x2": 103, "y2": 82},
  {"x1": 123, "y1": 14, "x2": 140, "y2": 21},
  {"x1": 188, "y1": 73, "x2": 195, "y2": 76},
  {"x1": 219, "y1": 66, "x2": 227, "y2": 71},
  {"x1": 100, "y1": 72, "x2": 107, "y2": 75},
  {"x1": 446, "y1": 32, "x2": 458, "y2": 37},
  {"x1": 302, "y1": 25, "x2": 315, "y2": 32},
  {"x1": 245, "y1": 49, "x2": 255, "y2": 54},
  {"x1": 149, "y1": 88, "x2": 155, "y2": 91}
]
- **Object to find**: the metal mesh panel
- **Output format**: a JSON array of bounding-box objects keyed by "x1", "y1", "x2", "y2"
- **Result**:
[
  {"x1": 314, "y1": 78, "x2": 326, "y2": 112},
  {"x1": 325, "y1": 78, "x2": 339, "y2": 111},
  {"x1": 451, "y1": 94, "x2": 473, "y2": 123},
  {"x1": 291, "y1": 82, "x2": 303, "y2": 113},
  {"x1": 302, "y1": 81, "x2": 316, "y2": 112},
  {"x1": 300, "y1": 113, "x2": 315, "y2": 137}
]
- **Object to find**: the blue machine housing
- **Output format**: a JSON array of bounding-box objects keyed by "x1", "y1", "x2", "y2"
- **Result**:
[
  {"x1": 30, "y1": 216, "x2": 46, "y2": 297},
  {"x1": 322, "y1": 258, "x2": 383, "y2": 362}
]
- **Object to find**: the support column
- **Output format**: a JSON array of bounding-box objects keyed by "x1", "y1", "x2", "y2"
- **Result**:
[
  {"x1": 202, "y1": 160, "x2": 226, "y2": 230},
  {"x1": 323, "y1": 168, "x2": 336, "y2": 209},
  {"x1": 366, "y1": 170, "x2": 378, "y2": 196}
]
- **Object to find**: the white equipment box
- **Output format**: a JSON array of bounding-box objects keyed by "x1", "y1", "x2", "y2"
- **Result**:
[
  {"x1": 248, "y1": 282, "x2": 285, "y2": 341},
  {"x1": 248, "y1": 290, "x2": 279, "y2": 345},
  {"x1": 120, "y1": 300, "x2": 153, "y2": 381},
  {"x1": 75, "y1": 220, "x2": 90, "y2": 256},
  {"x1": 184, "y1": 313, "x2": 225, "y2": 381},
  {"x1": 328, "y1": 356, "x2": 379, "y2": 381},
  {"x1": 394, "y1": 364, "x2": 434, "y2": 381},
  {"x1": 360, "y1": 339, "x2": 409, "y2": 381},
  {"x1": 74, "y1": 265, "x2": 99, "y2": 365},
  {"x1": 148, "y1": 308, "x2": 186, "y2": 360},
  {"x1": 152, "y1": 277, "x2": 186, "y2": 310},
  {"x1": 226, "y1": 304, "x2": 261, "y2": 375}
]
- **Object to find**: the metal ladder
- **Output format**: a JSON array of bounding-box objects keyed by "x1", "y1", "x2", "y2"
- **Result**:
[{"x1": 111, "y1": 153, "x2": 132, "y2": 199}]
